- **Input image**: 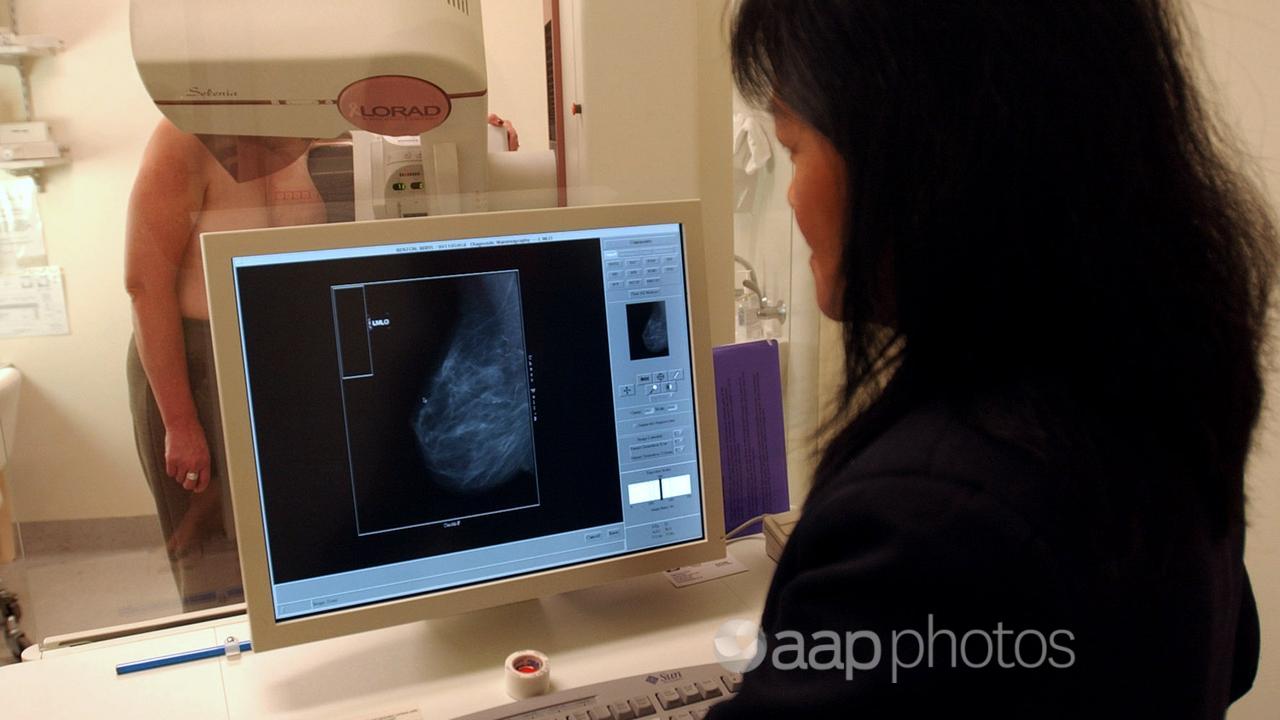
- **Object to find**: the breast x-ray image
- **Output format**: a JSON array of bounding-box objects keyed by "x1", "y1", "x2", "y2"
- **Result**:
[
  {"x1": 626, "y1": 300, "x2": 670, "y2": 360},
  {"x1": 411, "y1": 273, "x2": 535, "y2": 494},
  {"x1": 335, "y1": 270, "x2": 540, "y2": 535}
]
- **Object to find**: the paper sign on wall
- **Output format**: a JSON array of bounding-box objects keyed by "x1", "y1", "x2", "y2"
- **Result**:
[{"x1": 0, "y1": 265, "x2": 69, "y2": 337}]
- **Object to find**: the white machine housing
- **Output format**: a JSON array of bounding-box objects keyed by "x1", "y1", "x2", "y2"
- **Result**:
[
  {"x1": 352, "y1": 127, "x2": 558, "y2": 220},
  {"x1": 130, "y1": 0, "x2": 491, "y2": 213}
]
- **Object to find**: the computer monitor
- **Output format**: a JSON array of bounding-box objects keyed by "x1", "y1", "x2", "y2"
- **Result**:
[{"x1": 203, "y1": 200, "x2": 724, "y2": 651}]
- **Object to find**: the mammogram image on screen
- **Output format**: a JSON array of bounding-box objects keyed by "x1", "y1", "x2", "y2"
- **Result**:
[
  {"x1": 412, "y1": 273, "x2": 533, "y2": 492},
  {"x1": 626, "y1": 301, "x2": 670, "y2": 360},
  {"x1": 333, "y1": 270, "x2": 540, "y2": 535}
]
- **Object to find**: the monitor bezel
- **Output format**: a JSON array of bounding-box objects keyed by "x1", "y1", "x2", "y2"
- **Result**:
[{"x1": 203, "y1": 200, "x2": 724, "y2": 651}]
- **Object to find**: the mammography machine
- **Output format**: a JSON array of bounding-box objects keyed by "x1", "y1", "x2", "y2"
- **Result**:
[
  {"x1": 130, "y1": 0, "x2": 705, "y2": 222},
  {"x1": 202, "y1": 200, "x2": 722, "y2": 650},
  {"x1": 131, "y1": 0, "x2": 553, "y2": 217}
]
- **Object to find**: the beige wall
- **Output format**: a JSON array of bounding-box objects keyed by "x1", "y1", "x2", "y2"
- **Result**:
[
  {"x1": 0, "y1": 1, "x2": 161, "y2": 522},
  {"x1": 1192, "y1": 1, "x2": 1280, "y2": 716}
]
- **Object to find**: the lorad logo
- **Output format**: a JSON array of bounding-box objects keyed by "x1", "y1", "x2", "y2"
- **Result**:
[
  {"x1": 339, "y1": 75, "x2": 453, "y2": 136},
  {"x1": 714, "y1": 619, "x2": 767, "y2": 673},
  {"x1": 359, "y1": 105, "x2": 444, "y2": 120}
]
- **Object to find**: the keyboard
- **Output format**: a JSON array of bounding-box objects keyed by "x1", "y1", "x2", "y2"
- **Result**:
[{"x1": 453, "y1": 662, "x2": 743, "y2": 720}]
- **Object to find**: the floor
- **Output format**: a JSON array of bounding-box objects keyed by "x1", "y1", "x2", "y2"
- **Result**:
[
  {"x1": 14, "y1": 546, "x2": 183, "y2": 641},
  {"x1": 1, "y1": 515, "x2": 188, "y2": 654}
]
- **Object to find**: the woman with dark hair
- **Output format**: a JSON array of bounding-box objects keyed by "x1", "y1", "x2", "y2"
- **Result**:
[{"x1": 710, "y1": 1, "x2": 1275, "y2": 717}]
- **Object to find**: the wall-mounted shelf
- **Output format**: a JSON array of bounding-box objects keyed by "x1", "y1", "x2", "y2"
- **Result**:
[
  {"x1": 0, "y1": 156, "x2": 67, "y2": 172},
  {"x1": 0, "y1": 47, "x2": 58, "y2": 66},
  {"x1": 0, "y1": 32, "x2": 67, "y2": 188},
  {"x1": 0, "y1": 34, "x2": 62, "y2": 65}
]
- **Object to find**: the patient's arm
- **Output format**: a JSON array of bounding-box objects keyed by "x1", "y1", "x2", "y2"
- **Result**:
[{"x1": 125, "y1": 120, "x2": 213, "y2": 493}]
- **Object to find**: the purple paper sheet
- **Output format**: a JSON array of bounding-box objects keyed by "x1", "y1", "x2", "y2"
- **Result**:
[{"x1": 712, "y1": 339, "x2": 790, "y2": 535}]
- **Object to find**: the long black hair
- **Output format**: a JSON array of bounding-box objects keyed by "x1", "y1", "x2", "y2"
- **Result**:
[{"x1": 732, "y1": 0, "x2": 1277, "y2": 540}]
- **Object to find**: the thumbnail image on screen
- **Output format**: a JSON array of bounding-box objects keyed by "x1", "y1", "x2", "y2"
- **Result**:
[{"x1": 626, "y1": 300, "x2": 670, "y2": 360}]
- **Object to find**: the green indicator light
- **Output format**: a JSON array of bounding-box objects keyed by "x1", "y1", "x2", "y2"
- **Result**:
[{"x1": 392, "y1": 182, "x2": 407, "y2": 192}]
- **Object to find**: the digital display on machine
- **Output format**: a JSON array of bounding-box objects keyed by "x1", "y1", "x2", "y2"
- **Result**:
[{"x1": 230, "y1": 223, "x2": 704, "y2": 620}]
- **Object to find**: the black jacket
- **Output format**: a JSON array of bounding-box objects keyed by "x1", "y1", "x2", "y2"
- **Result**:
[{"x1": 709, "y1": 387, "x2": 1259, "y2": 719}]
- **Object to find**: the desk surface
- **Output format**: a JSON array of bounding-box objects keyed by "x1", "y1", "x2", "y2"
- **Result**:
[{"x1": 2, "y1": 539, "x2": 773, "y2": 719}]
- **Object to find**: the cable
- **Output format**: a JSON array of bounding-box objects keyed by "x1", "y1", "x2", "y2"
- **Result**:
[{"x1": 724, "y1": 513, "x2": 770, "y2": 540}]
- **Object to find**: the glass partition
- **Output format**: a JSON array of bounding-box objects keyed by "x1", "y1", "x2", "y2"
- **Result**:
[
  {"x1": 0, "y1": 0, "x2": 731, "y2": 647},
  {"x1": 730, "y1": 90, "x2": 832, "y2": 505}
]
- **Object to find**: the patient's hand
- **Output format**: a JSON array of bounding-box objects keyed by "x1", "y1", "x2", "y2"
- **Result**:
[
  {"x1": 488, "y1": 113, "x2": 520, "y2": 151},
  {"x1": 167, "y1": 487, "x2": 222, "y2": 558}
]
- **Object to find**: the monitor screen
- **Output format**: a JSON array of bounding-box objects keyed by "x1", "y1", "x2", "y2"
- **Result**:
[{"x1": 205, "y1": 202, "x2": 722, "y2": 649}]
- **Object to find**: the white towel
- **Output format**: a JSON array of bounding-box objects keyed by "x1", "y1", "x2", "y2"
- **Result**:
[
  {"x1": 733, "y1": 112, "x2": 775, "y2": 211},
  {"x1": 733, "y1": 112, "x2": 774, "y2": 175}
]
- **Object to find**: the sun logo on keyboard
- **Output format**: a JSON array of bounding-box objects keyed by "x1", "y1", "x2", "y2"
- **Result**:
[{"x1": 645, "y1": 671, "x2": 684, "y2": 684}]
